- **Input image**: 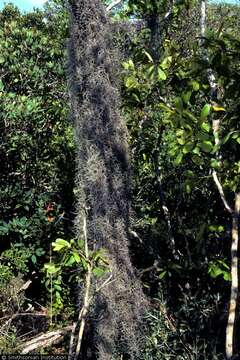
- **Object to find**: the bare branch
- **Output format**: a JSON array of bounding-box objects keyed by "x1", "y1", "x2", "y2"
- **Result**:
[
  {"x1": 106, "y1": 0, "x2": 122, "y2": 12},
  {"x1": 212, "y1": 170, "x2": 233, "y2": 214}
]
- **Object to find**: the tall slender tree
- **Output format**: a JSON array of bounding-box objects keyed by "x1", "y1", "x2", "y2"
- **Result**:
[{"x1": 200, "y1": 1, "x2": 240, "y2": 358}]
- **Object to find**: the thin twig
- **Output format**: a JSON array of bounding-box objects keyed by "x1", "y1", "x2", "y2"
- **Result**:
[
  {"x1": 95, "y1": 274, "x2": 113, "y2": 293},
  {"x1": 73, "y1": 213, "x2": 92, "y2": 360}
]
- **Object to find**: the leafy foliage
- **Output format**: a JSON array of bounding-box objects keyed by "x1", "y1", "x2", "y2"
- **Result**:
[
  {"x1": 0, "y1": 0, "x2": 240, "y2": 358},
  {"x1": 0, "y1": 0, "x2": 75, "y2": 339}
]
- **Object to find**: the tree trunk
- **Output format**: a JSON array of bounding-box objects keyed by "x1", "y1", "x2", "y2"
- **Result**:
[
  {"x1": 226, "y1": 194, "x2": 240, "y2": 359},
  {"x1": 67, "y1": 1, "x2": 146, "y2": 358}
]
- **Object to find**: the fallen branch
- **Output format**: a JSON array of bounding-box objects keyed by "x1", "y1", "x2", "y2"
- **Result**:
[
  {"x1": 0, "y1": 312, "x2": 47, "y2": 332},
  {"x1": 20, "y1": 325, "x2": 73, "y2": 354}
]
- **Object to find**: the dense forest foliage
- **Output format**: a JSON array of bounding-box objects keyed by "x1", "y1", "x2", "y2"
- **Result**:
[{"x1": 0, "y1": 0, "x2": 240, "y2": 359}]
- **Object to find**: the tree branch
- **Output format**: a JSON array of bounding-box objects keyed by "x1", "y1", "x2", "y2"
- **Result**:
[
  {"x1": 212, "y1": 170, "x2": 233, "y2": 214},
  {"x1": 106, "y1": 0, "x2": 122, "y2": 12}
]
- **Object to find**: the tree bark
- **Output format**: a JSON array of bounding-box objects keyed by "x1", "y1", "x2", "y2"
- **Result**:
[{"x1": 226, "y1": 194, "x2": 240, "y2": 359}]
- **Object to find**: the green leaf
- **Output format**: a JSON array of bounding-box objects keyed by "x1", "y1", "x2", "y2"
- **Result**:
[
  {"x1": 122, "y1": 59, "x2": 135, "y2": 70},
  {"x1": 36, "y1": 248, "x2": 45, "y2": 256},
  {"x1": 200, "y1": 122, "x2": 210, "y2": 132},
  {"x1": 0, "y1": 80, "x2": 4, "y2": 91},
  {"x1": 177, "y1": 137, "x2": 185, "y2": 145},
  {"x1": 65, "y1": 255, "x2": 76, "y2": 266},
  {"x1": 52, "y1": 238, "x2": 71, "y2": 252},
  {"x1": 174, "y1": 152, "x2": 183, "y2": 166},
  {"x1": 201, "y1": 104, "x2": 211, "y2": 120},
  {"x1": 77, "y1": 239, "x2": 84, "y2": 248},
  {"x1": 199, "y1": 140, "x2": 213, "y2": 153},
  {"x1": 191, "y1": 81, "x2": 200, "y2": 91},
  {"x1": 31, "y1": 255, "x2": 37, "y2": 264},
  {"x1": 182, "y1": 142, "x2": 194, "y2": 154},
  {"x1": 185, "y1": 183, "x2": 191, "y2": 193},
  {"x1": 159, "y1": 270, "x2": 167, "y2": 280},
  {"x1": 125, "y1": 77, "x2": 138, "y2": 89},
  {"x1": 210, "y1": 158, "x2": 221, "y2": 169},
  {"x1": 182, "y1": 91, "x2": 192, "y2": 104},
  {"x1": 93, "y1": 266, "x2": 108, "y2": 278},
  {"x1": 160, "y1": 56, "x2": 172, "y2": 69},
  {"x1": 158, "y1": 67, "x2": 167, "y2": 80},
  {"x1": 73, "y1": 251, "x2": 81, "y2": 263},
  {"x1": 54, "y1": 284, "x2": 62, "y2": 291},
  {"x1": 174, "y1": 97, "x2": 183, "y2": 112},
  {"x1": 44, "y1": 263, "x2": 61, "y2": 274},
  {"x1": 223, "y1": 272, "x2": 231, "y2": 281},
  {"x1": 81, "y1": 258, "x2": 88, "y2": 271}
]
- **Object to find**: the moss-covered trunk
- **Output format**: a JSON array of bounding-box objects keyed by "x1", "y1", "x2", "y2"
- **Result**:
[{"x1": 67, "y1": 1, "x2": 146, "y2": 358}]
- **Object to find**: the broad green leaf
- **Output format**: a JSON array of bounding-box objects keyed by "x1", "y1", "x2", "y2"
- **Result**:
[
  {"x1": 199, "y1": 140, "x2": 213, "y2": 153},
  {"x1": 93, "y1": 266, "x2": 108, "y2": 278},
  {"x1": 210, "y1": 158, "x2": 221, "y2": 169},
  {"x1": 44, "y1": 263, "x2": 61, "y2": 274},
  {"x1": 182, "y1": 142, "x2": 194, "y2": 154},
  {"x1": 160, "y1": 56, "x2": 172, "y2": 69},
  {"x1": 182, "y1": 91, "x2": 192, "y2": 104},
  {"x1": 174, "y1": 152, "x2": 183, "y2": 165},
  {"x1": 125, "y1": 77, "x2": 137, "y2": 89},
  {"x1": 177, "y1": 138, "x2": 185, "y2": 145},
  {"x1": 191, "y1": 80, "x2": 200, "y2": 91},
  {"x1": 73, "y1": 251, "x2": 81, "y2": 263},
  {"x1": 77, "y1": 239, "x2": 84, "y2": 248},
  {"x1": 122, "y1": 59, "x2": 135, "y2": 70},
  {"x1": 52, "y1": 238, "x2": 71, "y2": 252},
  {"x1": 201, "y1": 122, "x2": 210, "y2": 132},
  {"x1": 223, "y1": 272, "x2": 231, "y2": 281},
  {"x1": 54, "y1": 284, "x2": 62, "y2": 291},
  {"x1": 201, "y1": 104, "x2": 211, "y2": 119},
  {"x1": 65, "y1": 255, "x2": 76, "y2": 266},
  {"x1": 158, "y1": 67, "x2": 167, "y2": 81}
]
